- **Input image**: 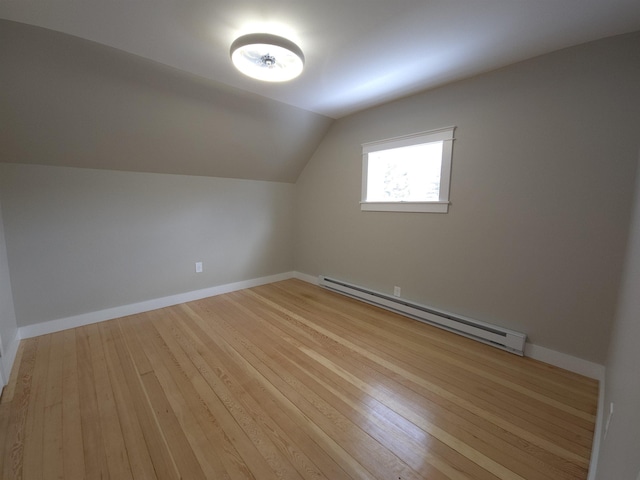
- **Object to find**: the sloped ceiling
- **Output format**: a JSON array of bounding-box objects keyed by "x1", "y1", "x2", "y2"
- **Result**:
[
  {"x1": 1, "y1": 1, "x2": 640, "y2": 181},
  {"x1": 3, "y1": 0, "x2": 640, "y2": 118},
  {"x1": 0, "y1": 20, "x2": 333, "y2": 182}
]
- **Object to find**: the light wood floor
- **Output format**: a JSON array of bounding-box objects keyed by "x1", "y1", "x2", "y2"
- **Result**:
[{"x1": 0, "y1": 279, "x2": 599, "y2": 479}]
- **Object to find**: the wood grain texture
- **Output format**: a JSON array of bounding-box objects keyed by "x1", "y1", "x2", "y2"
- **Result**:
[{"x1": 0, "y1": 279, "x2": 598, "y2": 479}]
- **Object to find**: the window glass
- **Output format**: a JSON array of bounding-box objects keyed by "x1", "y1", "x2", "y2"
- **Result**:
[
  {"x1": 366, "y1": 142, "x2": 443, "y2": 202},
  {"x1": 361, "y1": 126, "x2": 455, "y2": 213}
]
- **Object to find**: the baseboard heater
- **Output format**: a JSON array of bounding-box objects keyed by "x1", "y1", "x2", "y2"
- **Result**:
[{"x1": 318, "y1": 276, "x2": 526, "y2": 356}]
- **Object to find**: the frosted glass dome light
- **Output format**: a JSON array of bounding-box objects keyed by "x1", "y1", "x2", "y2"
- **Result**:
[{"x1": 230, "y1": 33, "x2": 304, "y2": 82}]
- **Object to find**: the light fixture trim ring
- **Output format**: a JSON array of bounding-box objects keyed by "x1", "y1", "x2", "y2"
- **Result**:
[{"x1": 230, "y1": 33, "x2": 305, "y2": 82}]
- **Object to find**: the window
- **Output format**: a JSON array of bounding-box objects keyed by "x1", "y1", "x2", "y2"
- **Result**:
[{"x1": 361, "y1": 126, "x2": 455, "y2": 213}]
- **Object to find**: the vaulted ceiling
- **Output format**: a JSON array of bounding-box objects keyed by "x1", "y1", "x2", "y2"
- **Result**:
[{"x1": 2, "y1": 1, "x2": 640, "y2": 181}]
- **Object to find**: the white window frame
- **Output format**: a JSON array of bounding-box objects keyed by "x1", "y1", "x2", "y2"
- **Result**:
[{"x1": 361, "y1": 126, "x2": 455, "y2": 213}]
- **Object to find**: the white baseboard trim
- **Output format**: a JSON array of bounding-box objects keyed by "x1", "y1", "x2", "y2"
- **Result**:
[
  {"x1": 524, "y1": 343, "x2": 605, "y2": 381},
  {"x1": 293, "y1": 271, "x2": 320, "y2": 285},
  {"x1": 1, "y1": 332, "x2": 21, "y2": 387},
  {"x1": 19, "y1": 271, "x2": 296, "y2": 340}
]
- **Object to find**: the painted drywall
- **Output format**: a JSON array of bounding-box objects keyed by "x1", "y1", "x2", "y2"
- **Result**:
[
  {"x1": 0, "y1": 20, "x2": 333, "y2": 183},
  {"x1": 0, "y1": 164, "x2": 294, "y2": 327},
  {"x1": 0, "y1": 195, "x2": 19, "y2": 382},
  {"x1": 595, "y1": 153, "x2": 640, "y2": 479},
  {"x1": 294, "y1": 32, "x2": 640, "y2": 363}
]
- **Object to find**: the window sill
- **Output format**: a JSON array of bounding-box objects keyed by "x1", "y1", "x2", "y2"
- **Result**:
[{"x1": 360, "y1": 201, "x2": 449, "y2": 213}]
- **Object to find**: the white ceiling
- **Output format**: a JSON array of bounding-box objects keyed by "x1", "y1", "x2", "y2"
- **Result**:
[{"x1": 2, "y1": 0, "x2": 640, "y2": 119}]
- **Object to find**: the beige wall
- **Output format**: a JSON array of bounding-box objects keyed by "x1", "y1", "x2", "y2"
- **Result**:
[
  {"x1": 294, "y1": 32, "x2": 640, "y2": 363},
  {"x1": 0, "y1": 164, "x2": 294, "y2": 327},
  {"x1": 595, "y1": 153, "x2": 640, "y2": 479}
]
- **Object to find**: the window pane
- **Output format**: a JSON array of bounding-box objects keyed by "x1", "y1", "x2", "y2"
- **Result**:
[{"x1": 366, "y1": 141, "x2": 443, "y2": 202}]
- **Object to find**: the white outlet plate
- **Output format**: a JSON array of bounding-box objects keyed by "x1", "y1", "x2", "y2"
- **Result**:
[
  {"x1": 393, "y1": 286, "x2": 401, "y2": 297},
  {"x1": 195, "y1": 262, "x2": 203, "y2": 273}
]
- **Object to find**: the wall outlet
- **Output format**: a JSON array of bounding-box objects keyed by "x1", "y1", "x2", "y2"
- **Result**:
[
  {"x1": 195, "y1": 262, "x2": 203, "y2": 273},
  {"x1": 393, "y1": 286, "x2": 401, "y2": 297}
]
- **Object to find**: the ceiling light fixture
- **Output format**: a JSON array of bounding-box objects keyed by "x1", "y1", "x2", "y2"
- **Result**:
[{"x1": 230, "y1": 33, "x2": 304, "y2": 82}]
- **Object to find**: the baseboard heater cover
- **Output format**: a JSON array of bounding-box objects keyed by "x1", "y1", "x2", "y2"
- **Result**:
[{"x1": 318, "y1": 276, "x2": 527, "y2": 356}]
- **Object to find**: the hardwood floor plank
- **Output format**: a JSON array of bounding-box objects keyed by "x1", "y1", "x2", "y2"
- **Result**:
[
  {"x1": 139, "y1": 370, "x2": 209, "y2": 480},
  {"x1": 234, "y1": 291, "x2": 536, "y2": 479},
  {"x1": 220, "y1": 292, "x2": 528, "y2": 478},
  {"x1": 2, "y1": 337, "x2": 39, "y2": 480},
  {"x1": 252, "y1": 284, "x2": 596, "y2": 419},
  {"x1": 99, "y1": 321, "x2": 156, "y2": 480},
  {"x1": 175, "y1": 304, "x2": 353, "y2": 480},
  {"x1": 170, "y1": 306, "x2": 353, "y2": 480},
  {"x1": 22, "y1": 334, "x2": 52, "y2": 480},
  {"x1": 0, "y1": 401, "x2": 11, "y2": 477},
  {"x1": 154, "y1": 309, "x2": 316, "y2": 480},
  {"x1": 130, "y1": 313, "x2": 243, "y2": 480},
  {"x1": 115, "y1": 318, "x2": 181, "y2": 480},
  {"x1": 242, "y1": 285, "x2": 590, "y2": 479},
  {"x1": 216, "y1": 293, "x2": 499, "y2": 480},
  {"x1": 43, "y1": 331, "x2": 65, "y2": 480},
  {"x1": 270, "y1": 308, "x2": 590, "y2": 472},
  {"x1": 0, "y1": 279, "x2": 598, "y2": 480},
  {"x1": 260, "y1": 286, "x2": 595, "y2": 452},
  {"x1": 249, "y1": 284, "x2": 595, "y2": 436},
  {"x1": 62, "y1": 328, "x2": 86, "y2": 480},
  {"x1": 272, "y1": 281, "x2": 599, "y2": 404},
  {"x1": 76, "y1": 325, "x2": 112, "y2": 479},
  {"x1": 189, "y1": 298, "x2": 446, "y2": 480},
  {"x1": 87, "y1": 321, "x2": 136, "y2": 480},
  {"x1": 180, "y1": 302, "x2": 383, "y2": 480}
]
